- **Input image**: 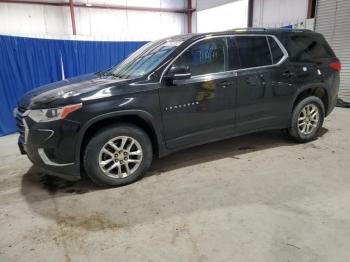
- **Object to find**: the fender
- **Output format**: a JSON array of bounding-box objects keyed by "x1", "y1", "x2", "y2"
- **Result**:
[
  {"x1": 288, "y1": 82, "x2": 329, "y2": 115},
  {"x1": 74, "y1": 109, "x2": 166, "y2": 165}
]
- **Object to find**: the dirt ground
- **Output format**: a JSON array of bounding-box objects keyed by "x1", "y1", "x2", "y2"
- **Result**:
[{"x1": 1, "y1": 107, "x2": 350, "y2": 262}]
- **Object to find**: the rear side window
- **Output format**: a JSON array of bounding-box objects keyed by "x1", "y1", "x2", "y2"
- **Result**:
[
  {"x1": 268, "y1": 36, "x2": 284, "y2": 64},
  {"x1": 287, "y1": 34, "x2": 335, "y2": 61},
  {"x1": 234, "y1": 36, "x2": 272, "y2": 68},
  {"x1": 227, "y1": 37, "x2": 240, "y2": 70}
]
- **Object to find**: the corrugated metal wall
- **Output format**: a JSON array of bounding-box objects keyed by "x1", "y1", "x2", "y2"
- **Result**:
[{"x1": 315, "y1": 0, "x2": 350, "y2": 103}]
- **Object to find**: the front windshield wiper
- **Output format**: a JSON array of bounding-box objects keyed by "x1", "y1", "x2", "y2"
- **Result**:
[
  {"x1": 105, "y1": 72, "x2": 123, "y2": 79},
  {"x1": 96, "y1": 71, "x2": 122, "y2": 79},
  {"x1": 95, "y1": 71, "x2": 107, "y2": 77},
  {"x1": 109, "y1": 73, "x2": 123, "y2": 79}
]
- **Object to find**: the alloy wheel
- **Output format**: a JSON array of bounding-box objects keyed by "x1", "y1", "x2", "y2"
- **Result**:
[
  {"x1": 98, "y1": 136, "x2": 143, "y2": 178},
  {"x1": 297, "y1": 104, "x2": 320, "y2": 136}
]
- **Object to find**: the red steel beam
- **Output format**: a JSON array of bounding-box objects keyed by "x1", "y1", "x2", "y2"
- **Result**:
[
  {"x1": 247, "y1": 0, "x2": 254, "y2": 27},
  {"x1": 69, "y1": 0, "x2": 76, "y2": 35},
  {"x1": 0, "y1": 0, "x2": 190, "y2": 14},
  {"x1": 307, "y1": 0, "x2": 315, "y2": 18},
  {"x1": 0, "y1": 0, "x2": 64, "y2": 6},
  {"x1": 187, "y1": 0, "x2": 192, "y2": 33}
]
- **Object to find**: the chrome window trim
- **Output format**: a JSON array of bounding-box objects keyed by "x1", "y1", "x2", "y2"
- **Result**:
[
  {"x1": 266, "y1": 35, "x2": 287, "y2": 65},
  {"x1": 159, "y1": 34, "x2": 289, "y2": 83},
  {"x1": 266, "y1": 36, "x2": 274, "y2": 64},
  {"x1": 173, "y1": 70, "x2": 238, "y2": 85}
]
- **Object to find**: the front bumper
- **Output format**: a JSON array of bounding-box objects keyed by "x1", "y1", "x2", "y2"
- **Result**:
[{"x1": 15, "y1": 108, "x2": 81, "y2": 181}]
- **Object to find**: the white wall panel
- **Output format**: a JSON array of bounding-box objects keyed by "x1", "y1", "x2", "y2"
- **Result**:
[
  {"x1": 0, "y1": 1, "x2": 186, "y2": 41},
  {"x1": 127, "y1": 11, "x2": 163, "y2": 40},
  {"x1": 197, "y1": 0, "x2": 248, "y2": 32},
  {"x1": 196, "y1": 0, "x2": 240, "y2": 11},
  {"x1": 160, "y1": 0, "x2": 186, "y2": 9},
  {"x1": 44, "y1": 6, "x2": 72, "y2": 36},
  {"x1": 253, "y1": 0, "x2": 308, "y2": 27},
  {"x1": 0, "y1": 4, "x2": 46, "y2": 36}
]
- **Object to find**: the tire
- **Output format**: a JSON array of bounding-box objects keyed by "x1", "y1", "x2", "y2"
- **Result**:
[
  {"x1": 288, "y1": 96, "x2": 325, "y2": 143},
  {"x1": 84, "y1": 124, "x2": 153, "y2": 187}
]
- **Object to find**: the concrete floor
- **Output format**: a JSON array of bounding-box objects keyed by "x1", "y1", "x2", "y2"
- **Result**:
[{"x1": 0, "y1": 108, "x2": 350, "y2": 262}]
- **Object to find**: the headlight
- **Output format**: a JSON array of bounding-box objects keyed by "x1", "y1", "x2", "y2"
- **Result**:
[{"x1": 28, "y1": 103, "x2": 82, "y2": 123}]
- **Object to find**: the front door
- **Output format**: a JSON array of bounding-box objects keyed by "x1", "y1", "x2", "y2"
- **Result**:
[{"x1": 159, "y1": 37, "x2": 236, "y2": 149}]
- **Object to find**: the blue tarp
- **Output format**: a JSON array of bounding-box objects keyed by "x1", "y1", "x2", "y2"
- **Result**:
[{"x1": 0, "y1": 35, "x2": 147, "y2": 136}]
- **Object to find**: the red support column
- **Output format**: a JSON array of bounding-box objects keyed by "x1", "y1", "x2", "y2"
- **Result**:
[
  {"x1": 247, "y1": 0, "x2": 254, "y2": 27},
  {"x1": 187, "y1": 0, "x2": 192, "y2": 33},
  {"x1": 69, "y1": 0, "x2": 77, "y2": 35}
]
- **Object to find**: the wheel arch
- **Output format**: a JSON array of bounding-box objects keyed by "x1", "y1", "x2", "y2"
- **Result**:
[
  {"x1": 75, "y1": 110, "x2": 165, "y2": 167},
  {"x1": 291, "y1": 85, "x2": 329, "y2": 116}
]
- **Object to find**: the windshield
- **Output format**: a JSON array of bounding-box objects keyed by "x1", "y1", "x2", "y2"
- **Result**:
[{"x1": 105, "y1": 40, "x2": 183, "y2": 79}]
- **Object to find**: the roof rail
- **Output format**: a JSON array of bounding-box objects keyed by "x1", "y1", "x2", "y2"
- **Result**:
[
  {"x1": 292, "y1": 28, "x2": 312, "y2": 32},
  {"x1": 232, "y1": 27, "x2": 267, "y2": 32},
  {"x1": 226, "y1": 27, "x2": 313, "y2": 34}
]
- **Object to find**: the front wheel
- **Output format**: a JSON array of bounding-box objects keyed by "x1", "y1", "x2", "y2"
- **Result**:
[
  {"x1": 84, "y1": 124, "x2": 153, "y2": 187},
  {"x1": 288, "y1": 96, "x2": 325, "y2": 143}
]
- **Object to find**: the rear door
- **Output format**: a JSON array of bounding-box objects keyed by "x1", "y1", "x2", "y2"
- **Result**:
[{"x1": 232, "y1": 35, "x2": 293, "y2": 133}]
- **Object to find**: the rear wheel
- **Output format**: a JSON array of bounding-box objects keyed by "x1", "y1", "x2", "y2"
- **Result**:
[
  {"x1": 288, "y1": 96, "x2": 325, "y2": 143},
  {"x1": 84, "y1": 124, "x2": 152, "y2": 187}
]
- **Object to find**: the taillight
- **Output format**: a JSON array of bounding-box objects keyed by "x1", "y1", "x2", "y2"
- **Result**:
[{"x1": 329, "y1": 61, "x2": 341, "y2": 71}]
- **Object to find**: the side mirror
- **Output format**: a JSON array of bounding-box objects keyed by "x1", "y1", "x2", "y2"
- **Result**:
[{"x1": 166, "y1": 66, "x2": 191, "y2": 81}]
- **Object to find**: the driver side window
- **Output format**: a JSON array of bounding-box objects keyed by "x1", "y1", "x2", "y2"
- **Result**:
[{"x1": 172, "y1": 38, "x2": 228, "y2": 77}]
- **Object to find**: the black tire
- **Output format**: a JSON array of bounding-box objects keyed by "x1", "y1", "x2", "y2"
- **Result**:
[
  {"x1": 84, "y1": 124, "x2": 153, "y2": 187},
  {"x1": 288, "y1": 96, "x2": 325, "y2": 143}
]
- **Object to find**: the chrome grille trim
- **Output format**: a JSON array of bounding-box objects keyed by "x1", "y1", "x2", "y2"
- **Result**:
[
  {"x1": 14, "y1": 107, "x2": 30, "y2": 144},
  {"x1": 38, "y1": 148, "x2": 74, "y2": 166},
  {"x1": 23, "y1": 118, "x2": 29, "y2": 144}
]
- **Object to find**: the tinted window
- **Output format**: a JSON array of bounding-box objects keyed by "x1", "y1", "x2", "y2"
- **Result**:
[
  {"x1": 287, "y1": 34, "x2": 335, "y2": 61},
  {"x1": 108, "y1": 40, "x2": 182, "y2": 79},
  {"x1": 235, "y1": 36, "x2": 272, "y2": 68},
  {"x1": 227, "y1": 37, "x2": 240, "y2": 70},
  {"x1": 172, "y1": 38, "x2": 228, "y2": 76},
  {"x1": 268, "y1": 36, "x2": 284, "y2": 64}
]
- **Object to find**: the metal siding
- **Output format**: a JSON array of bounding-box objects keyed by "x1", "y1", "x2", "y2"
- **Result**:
[
  {"x1": 315, "y1": 0, "x2": 350, "y2": 102},
  {"x1": 196, "y1": 0, "x2": 241, "y2": 11}
]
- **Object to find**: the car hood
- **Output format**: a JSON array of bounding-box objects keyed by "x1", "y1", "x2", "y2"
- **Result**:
[{"x1": 18, "y1": 74, "x2": 130, "y2": 109}]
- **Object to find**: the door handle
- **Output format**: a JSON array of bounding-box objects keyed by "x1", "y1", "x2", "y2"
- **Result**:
[
  {"x1": 259, "y1": 74, "x2": 266, "y2": 86},
  {"x1": 282, "y1": 71, "x2": 296, "y2": 77},
  {"x1": 246, "y1": 79, "x2": 254, "y2": 85},
  {"x1": 218, "y1": 81, "x2": 232, "y2": 88}
]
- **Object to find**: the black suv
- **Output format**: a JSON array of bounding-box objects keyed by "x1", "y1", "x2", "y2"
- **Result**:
[{"x1": 14, "y1": 28, "x2": 340, "y2": 187}]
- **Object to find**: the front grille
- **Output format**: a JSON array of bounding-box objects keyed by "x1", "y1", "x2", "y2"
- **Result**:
[
  {"x1": 15, "y1": 107, "x2": 28, "y2": 141},
  {"x1": 18, "y1": 106, "x2": 26, "y2": 114}
]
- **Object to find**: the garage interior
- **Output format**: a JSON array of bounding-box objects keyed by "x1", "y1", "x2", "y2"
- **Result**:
[{"x1": 0, "y1": 0, "x2": 350, "y2": 261}]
